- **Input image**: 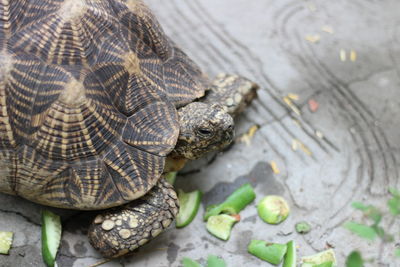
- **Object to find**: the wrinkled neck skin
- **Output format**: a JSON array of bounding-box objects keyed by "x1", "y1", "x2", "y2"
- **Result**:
[{"x1": 171, "y1": 102, "x2": 234, "y2": 162}]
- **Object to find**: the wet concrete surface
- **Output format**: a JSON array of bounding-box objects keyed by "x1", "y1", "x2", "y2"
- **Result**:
[{"x1": 1, "y1": 0, "x2": 400, "y2": 266}]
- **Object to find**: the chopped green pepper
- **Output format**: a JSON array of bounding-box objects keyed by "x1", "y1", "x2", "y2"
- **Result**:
[
  {"x1": 283, "y1": 240, "x2": 296, "y2": 267},
  {"x1": 248, "y1": 240, "x2": 287, "y2": 265},
  {"x1": 204, "y1": 183, "x2": 256, "y2": 221},
  {"x1": 206, "y1": 214, "x2": 239, "y2": 240}
]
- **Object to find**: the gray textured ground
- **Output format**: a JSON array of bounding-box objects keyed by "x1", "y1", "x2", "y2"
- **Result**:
[{"x1": 1, "y1": 0, "x2": 400, "y2": 266}]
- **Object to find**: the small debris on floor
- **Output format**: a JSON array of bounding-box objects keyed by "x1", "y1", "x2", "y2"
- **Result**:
[
  {"x1": 292, "y1": 139, "x2": 298, "y2": 151},
  {"x1": 340, "y1": 49, "x2": 346, "y2": 61},
  {"x1": 237, "y1": 125, "x2": 260, "y2": 145},
  {"x1": 270, "y1": 161, "x2": 280, "y2": 174},
  {"x1": 350, "y1": 50, "x2": 357, "y2": 62},
  {"x1": 315, "y1": 130, "x2": 324, "y2": 139},
  {"x1": 292, "y1": 139, "x2": 312, "y2": 156},
  {"x1": 305, "y1": 34, "x2": 321, "y2": 43},
  {"x1": 287, "y1": 93, "x2": 300, "y2": 101},
  {"x1": 283, "y1": 96, "x2": 301, "y2": 116},
  {"x1": 306, "y1": 2, "x2": 317, "y2": 12},
  {"x1": 321, "y1": 25, "x2": 334, "y2": 34},
  {"x1": 308, "y1": 98, "x2": 319, "y2": 112}
]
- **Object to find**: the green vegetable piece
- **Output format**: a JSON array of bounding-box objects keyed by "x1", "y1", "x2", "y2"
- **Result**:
[
  {"x1": 257, "y1": 195, "x2": 290, "y2": 224},
  {"x1": 176, "y1": 189, "x2": 202, "y2": 228},
  {"x1": 388, "y1": 196, "x2": 400, "y2": 216},
  {"x1": 301, "y1": 249, "x2": 337, "y2": 267},
  {"x1": 42, "y1": 210, "x2": 62, "y2": 267},
  {"x1": 283, "y1": 240, "x2": 296, "y2": 267},
  {"x1": 351, "y1": 202, "x2": 382, "y2": 224},
  {"x1": 207, "y1": 255, "x2": 227, "y2": 267},
  {"x1": 389, "y1": 187, "x2": 400, "y2": 198},
  {"x1": 396, "y1": 248, "x2": 400, "y2": 258},
  {"x1": 165, "y1": 172, "x2": 177, "y2": 185},
  {"x1": 343, "y1": 222, "x2": 377, "y2": 240},
  {"x1": 0, "y1": 231, "x2": 13, "y2": 255},
  {"x1": 248, "y1": 240, "x2": 287, "y2": 265},
  {"x1": 182, "y1": 257, "x2": 202, "y2": 267},
  {"x1": 345, "y1": 251, "x2": 363, "y2": 267},
  {"x1": 204, "y1": 183, "x2": 255, "y2": 221},
  {"x1": 314, "y1": 262, "x2": 333, "y2": 267},
  {"x1": 206, "y1": 214, "x2": 238, "y2": 240},
  {"x1": 295, "y1": 221, "x2": 311, "y2": 234}
]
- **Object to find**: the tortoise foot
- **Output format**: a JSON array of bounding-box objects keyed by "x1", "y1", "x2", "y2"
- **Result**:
[{"x1": 88, "y1": 179, "x2": 179, "y2": 258}]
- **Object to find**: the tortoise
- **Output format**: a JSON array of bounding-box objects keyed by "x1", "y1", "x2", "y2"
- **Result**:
[{"x1": 0, "y1": 0, "x2": 258, "y2": 258}]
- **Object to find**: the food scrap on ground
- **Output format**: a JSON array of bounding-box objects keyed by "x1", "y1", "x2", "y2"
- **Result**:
[
  {"x1": 340, "y1": 49, "x2": 346, "y2": 61},
  {"x1": 308, "y1": 98, "x2": 319, "y2": 112},
  {"x1": 207, "y1": 255, "x2": 227, "y2": 267},
  {"x1": 315, "y1": 130, "x2": 324, "y2": 139},
  {"x1": 257, "y1": 195, "x2": 290, "y2": 224},
  {"x1": 182, "y1": 257, "x2": 202, "y2": 267},
  {"x1": 350, "y1": 50, "x2": 357, "y2": 62},
  {"x1": 306, "y1": 3, "x2": 317, "y2": 12},
  {"x1": 287, "y1": 93, "x2": 300, "y2": 101},
  {"x1": 237, "y1": 124, "x2": 260, "y2": 145},
  {"x1": 292, "y1": 139, "x2": 313, "y2": 156},
  {"x1": 0, "y1": 231, "x2": 13, "y2": 255},
  {"x1": 301, "y1": 249, "x2": 337, "y2": 267},
  {"x1": 206, "y1": 214, "x2": 239, "y2": 241},
  {"x1": 176, "y1": 189, "x2": 202, "y2": 228},
  {"x1": 270, "y1": 161, "x2": 280, "y2": 174},
  {"x1": 283, "y1": 241, "x2": 297, "y2": 267},
  {"x1": 248, "y1": 240, "x2": 288, "y2": 265},
  {"x1": 295, "y1": 221, "x2": 312, "y2": 234},
  {"x1": 41, "y1": 210, "x2": 62, "y2": 267},
  {"x1": 305, "y1": 34, "x2": 321, "y2": 43},
  {"x1": 204, "y1": 183, "x2": 256, "y2": 221},
  {"x1": 321, "y1": 25, "x2": 334, "y2": 34},
  {"x1": 283, "y1": 96, "x2": 301, "y2": 116},
  {"x1": 182, "y1": 255, "x2": 226, "y2": 267}
]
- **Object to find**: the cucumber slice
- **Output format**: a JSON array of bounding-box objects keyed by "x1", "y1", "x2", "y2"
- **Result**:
[
  {"x1": 206, "y1": 214, "x2": 238, "y2": 240},
  {"x1": 176, "y1": 189, "x2": 202, "y2": 228},
  {"x1": 248, "y1": 240, "x2": 287, "y2": 265},
  {"x1": 283, "y1": 240, "x2": 296, "y2": 267},
  {"x1": 0, "y1": 231, "x2": 13, "y2": 254},
  {"x1": 165, "y1": 172, "x2": 177, "y2": 185},
  {"x1": 41, "y1": 210, "x2": 62, "y2": 267}
]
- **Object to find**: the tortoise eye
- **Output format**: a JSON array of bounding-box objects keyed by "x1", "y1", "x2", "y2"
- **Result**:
[{"x1": 197, "y1": 127, "x2": 213, "y2": 136}]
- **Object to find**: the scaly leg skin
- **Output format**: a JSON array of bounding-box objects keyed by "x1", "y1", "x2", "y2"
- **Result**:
[{"x1": 88, "y1": 179, "x2": 179, "y2": 258}]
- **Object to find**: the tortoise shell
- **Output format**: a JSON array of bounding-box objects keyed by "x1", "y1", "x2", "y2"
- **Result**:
[{"x1": 0, "y1": 0, "x2": 208, "y2": 209}]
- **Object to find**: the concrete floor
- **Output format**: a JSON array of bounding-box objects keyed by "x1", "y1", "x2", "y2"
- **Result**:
[{"x1": 1, "y1": 0, "x2": 400, "y2": 266}]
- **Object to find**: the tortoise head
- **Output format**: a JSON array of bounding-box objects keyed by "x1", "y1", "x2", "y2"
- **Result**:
[{"x1": 173, "y1": 102, "x2": 234, "y2": 160}]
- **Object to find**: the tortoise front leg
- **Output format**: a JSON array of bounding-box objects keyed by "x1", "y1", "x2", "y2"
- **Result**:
[{"x1": 88, "y1": 179, "x2": 179, "y2": 258}]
